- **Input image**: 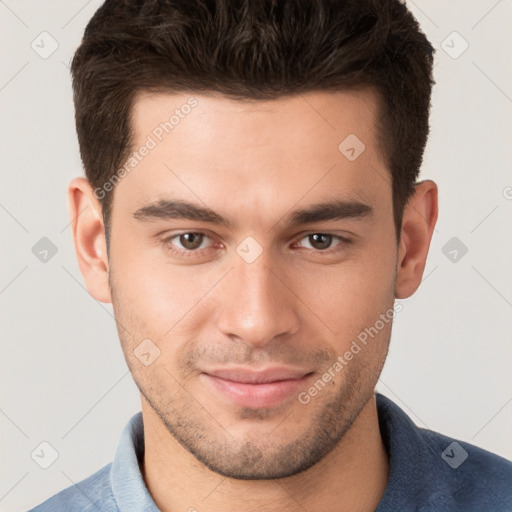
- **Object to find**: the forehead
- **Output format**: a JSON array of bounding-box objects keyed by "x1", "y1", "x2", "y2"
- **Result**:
[
  {"x1": 130, "y1": 88, "x2": 380, "y2": 149},
  {"x1": 113, "y1": 89, "x2": 390, "y2": 223}
]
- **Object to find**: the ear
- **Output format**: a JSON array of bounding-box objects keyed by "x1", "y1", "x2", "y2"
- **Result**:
[
  {"x1": 67, "y1": 177, "x2": 112, "y2": 303},
  {"x1": 395, "y1": 180, "x2": 438, "y2": 299}
]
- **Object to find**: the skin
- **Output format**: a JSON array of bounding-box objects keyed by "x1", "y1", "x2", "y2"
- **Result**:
[{"x1": 68, "y1": 89, "x2": 438, "y2": 512}]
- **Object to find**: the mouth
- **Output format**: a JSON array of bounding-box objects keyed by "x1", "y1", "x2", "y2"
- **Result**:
[{"x1": 200, "y1": 367, "x2": 315, "y2": 409}]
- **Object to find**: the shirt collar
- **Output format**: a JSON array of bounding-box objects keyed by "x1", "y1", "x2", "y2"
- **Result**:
[
  {"x1": 110, "y1": 411, "x2": 159, "y2": 511},
  {"x1": 374, "y1": 392, "x2": 433, "y2": 510}
]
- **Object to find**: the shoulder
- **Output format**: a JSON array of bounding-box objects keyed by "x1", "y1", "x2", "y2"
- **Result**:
[
  {"x1": 28, "y1": 463, "x2": 118, "y2": 512},
  {"x1": 419, "y1": 427, "x2": 512, "y2": 510},
  {"x1": 375, "y1": 393, "x2": 512, "y2": 511}
]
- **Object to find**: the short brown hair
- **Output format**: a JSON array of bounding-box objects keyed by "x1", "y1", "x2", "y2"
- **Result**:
[{"x1": 71, "y1": 0, "x2": 435, "y2": 250}]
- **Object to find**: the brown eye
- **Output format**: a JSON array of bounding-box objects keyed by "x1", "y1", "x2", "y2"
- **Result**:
[
  {"x1": 178, "y1": 232, "x2": 204, "y2": 250},
  {"x1": 308, "y1": 233, "x2": 333, "y2": 250},
  {"x1": 162, "y1": 231, "x2": 214, "y2": 256},
  {"x1": 296, "y1": 233, "x2": 352, "y2": 253}
]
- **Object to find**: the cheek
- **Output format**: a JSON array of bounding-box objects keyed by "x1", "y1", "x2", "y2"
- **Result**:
[
  {"x1": 110, "y1": 250, "x2": 221, "y2": 380},
  {"x1": 295, "y1": 245, "x2": 397, "y2": 339},
  {"x1": 111, "y1": 236, "x2": 216, "y2": 330}
]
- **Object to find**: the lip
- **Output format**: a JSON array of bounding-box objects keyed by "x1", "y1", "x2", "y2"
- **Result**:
[{"x1": 200, "y1": 367, "x2": 314, "y2": 409}]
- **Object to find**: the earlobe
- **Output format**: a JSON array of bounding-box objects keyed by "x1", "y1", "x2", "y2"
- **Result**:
[
  {"x1": 67, "y1": 177, "x2": 112, "y2": 304},
  {"x1": 394, "y1": 180, "x2": 438, "y2": 299}
]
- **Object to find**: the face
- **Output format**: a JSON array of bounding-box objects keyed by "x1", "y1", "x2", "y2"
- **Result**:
[{"x1": 108, "y1": 89, "x2": 398, "y2": 479}]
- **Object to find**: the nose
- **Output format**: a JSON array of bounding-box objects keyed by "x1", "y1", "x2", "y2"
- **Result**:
[{"x1": 216, "y1": 246, "x2": 301, "y2": 348}]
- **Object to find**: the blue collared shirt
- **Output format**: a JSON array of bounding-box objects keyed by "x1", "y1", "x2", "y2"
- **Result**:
[{"x1": 29, "y1": 393, "x2": 512, "y2": 511}]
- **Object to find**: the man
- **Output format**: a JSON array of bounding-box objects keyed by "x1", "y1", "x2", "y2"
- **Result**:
[{"x1": 30, "y1": 0, "x2": 512, "y2": 511}]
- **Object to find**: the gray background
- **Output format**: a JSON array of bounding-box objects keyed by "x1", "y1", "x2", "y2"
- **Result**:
[{"x1": 1, "y1": 1, "x2": 511, "y2": 510}]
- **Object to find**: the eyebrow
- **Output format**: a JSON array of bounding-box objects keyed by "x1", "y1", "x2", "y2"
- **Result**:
[{"x1": 132, "y1": 198, "x2": 373, "y2": 228}]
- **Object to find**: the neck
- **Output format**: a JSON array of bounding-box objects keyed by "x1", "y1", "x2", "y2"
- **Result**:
[{"x1": 141, "y1": 394, "x2": 389, "y2": 512}]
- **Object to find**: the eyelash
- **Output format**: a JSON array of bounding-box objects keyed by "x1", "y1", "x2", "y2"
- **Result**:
[{"x1": 161, "y1": 231, "x2": 352, "y2": 258}]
